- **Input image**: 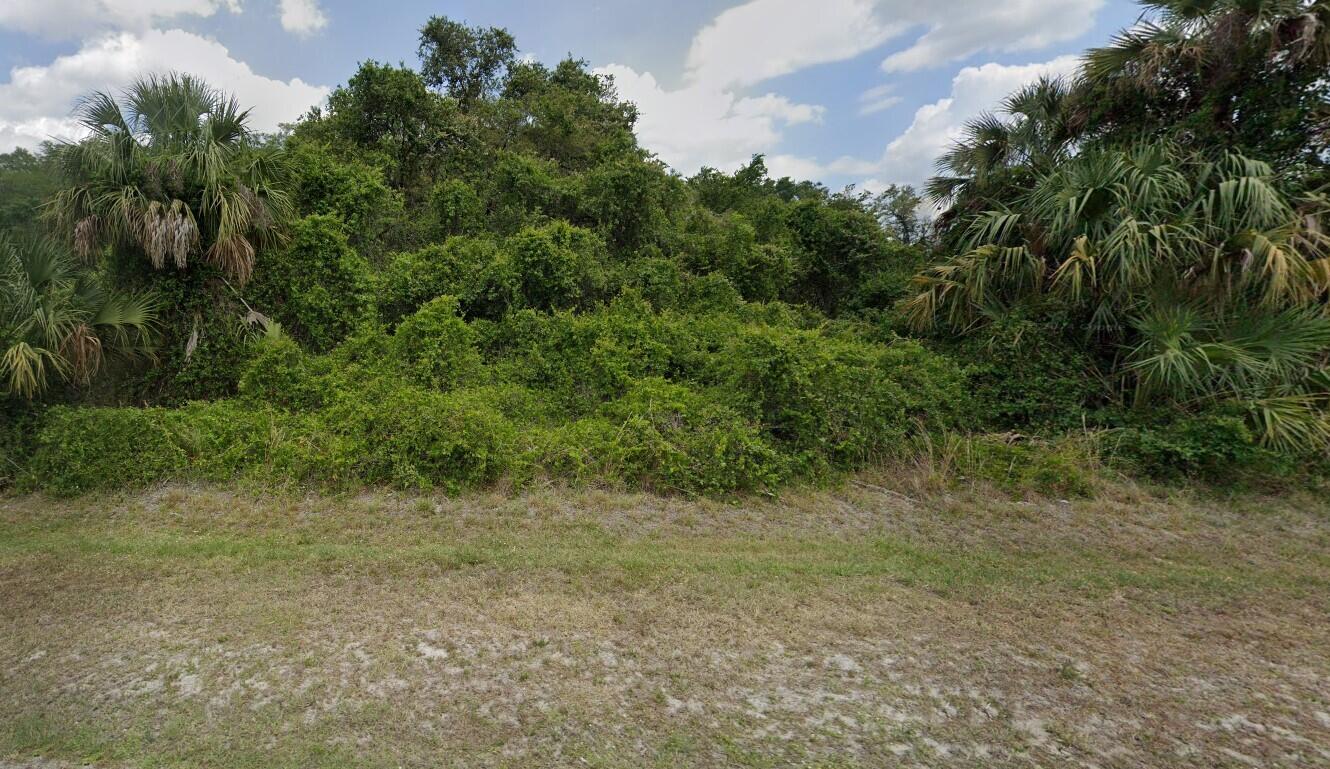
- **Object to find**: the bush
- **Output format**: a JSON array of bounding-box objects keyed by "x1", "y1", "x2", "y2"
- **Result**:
[
  {"x1": 679, "y1": 212, "x2": 792, "y2": 303},
  {"x1": 27, "y1": 402, "x2": 303, "y2": 494},
  {"x1": 379, "y1": 237, "x2": 505, "y2": 324},
  {"x1": 238, "y1": 332, "x2": 332, "y2": 410},
  {"x1": 485, "y1": 298, "x2": 679, "y2": 412},
  {"x1": 575, "y1": 155, "x2": 681, "y2": 252},
  {"x1": 955, "y1": 316, "x2": 1101, "y2": 433},
  {"x1": 1105, "y1": 413, "x2": 1294, "y2": 483},
  {"x1": 717, "y1": 326, "x2": 965, "y2": 473},
  {"x1": 0, "y1": 401, "x2": 38, "y2": 489},
  {"x1": 287, "y1": 140, "x2": 404, "y2": 257},
  {"x1": 29, "y1": 407, "x2": 189, "y2": 494},
  {"x1": 623, "y1": 255, "x2": 686, "y2": 310},
  {"x1": 508, "y1": 221, "x2": 608, "y2": 312},
  {"x1": 391, "y1": 296, "x2": 486, "y2": 390},
  {"x1": 319, "y1": 381, "x2": 518, "y2": 491},
  {"x1": 598, "y1": 378, "x2": 787, "y2": 493},
  {"x1": 431, "y1": 178, "x2": 484, "y2": 237},
  {"x1": 248, "y1": 215, "x2": 374, "y2": 352}
]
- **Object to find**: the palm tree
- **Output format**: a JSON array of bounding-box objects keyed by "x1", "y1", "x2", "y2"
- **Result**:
[
  {"x1": 1081, "y1": 0, "x2": 1330, "y2": 173},
  {"x1": 47, "y1": 73, "x2": 292, "y2": 284},
  {"x1": 1, "y1": 233, "x2": 157, "y2": 399},
  {"x1": 905, "y1": 142, "x2": 1330, "y2": 449},
  {"x1": 927, "y1": 77, "x2": 1078, "y2": 213}
]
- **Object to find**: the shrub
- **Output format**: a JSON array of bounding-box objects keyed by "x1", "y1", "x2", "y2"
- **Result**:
[
  {"x1": 508, "y1": 221, "x2": 608, "y2": 312},
  {"x1": 0, "y1": 401, "x2": 37, "y2": 489},
  {"x1": 163, "y1": 402, "x2": 291, "y2": 482},
  {"x1": 716, "y1": 327, "x2": 966, "y2": 473},
  {"x1": 624, "y1": 255, "x2": 686, "y2": 310},
  {"x1": 524, "y1": 417, "x2": 626, "y2": 486},
  {"x1": 27, "y1": 402, "x2": 304, "y2": 494},
  {"x1": 844, "y1": 242, "x2": 927, "y2": 313},
  {"x1": 238, "y1": 332, "x2": 332, "y2": 411},
  {"x1": 391, "y1": 296, "x2": 486, "y2": 390},
  {"x1": 431, "y1": 178, "x2": 484, "y2": 237},
  {"x1": 576, "y1": 155, "x2": 681, "y2": 252},
  {"x1": 247, "y1": 215, "x2": 374, "y2": 352},
  {"x1": 681, "y1": 273, "x2": 744, "y2": 314},
  {"x1": 680, "y1": 212, "x2": 792, "y2": 302},
  {"x1": 319, "y1": 381, "x2": 518, "y2": 491},
  {"x1": 287, "y1": 140, "x2": 404, "y2": 256},
  {"x1": 599, "y1": 378, "x2": 787, "y2": 493},
  {"x1": 1105, "y1": 413, "x2": 1294, "y2": 483},
  {"x1": 485, "y1": 299, "x2": 678, "y2": 412},
  {"x1": 485, "y1": 152, "x2": 565, "y2": 234},
  {"x1": 29, "y1": 407, "x2": 188, "y2": 494},
  {"x1": 379, "y1": 237, "x2": 506, "y2": 324},
  {"x1": 955, "y1": 315, "x2": 1101, "y2": 433}
]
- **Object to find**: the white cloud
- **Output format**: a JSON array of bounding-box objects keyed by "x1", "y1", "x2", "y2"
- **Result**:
[
  {"x1": 606, "y1": 0, "x2": 1102, "y2": 177},
  {"x1": 279, "y1": 0, "x2": 328, "y2": 37},
  {"x1": 875, "y1": 55, "x2": 1083, "y2": 184},
  {"x1": 0, "y1": 0, "x2": 240, "y2": 38},
  {"x1": 880, "y1": 0, "x2": 1105, "y2": 72},
  {"x1": 686, "y1": 0, "x2": 902, "y2": 89},
  {"x1": 682, "y1": 0, "x2": 1103, "y2": 87},
  {"x1": 763, "y1": 56, "x2": 1084, "y2": 188},
  {"x1": 0, "y1": 29, "x2": 330, "y2": 151},
  {"x1": 599, "y1": 63, "x2": 824, "y2": 173},
  {"x1": 858, "y1": 84, "x2": 902, "y2": 115}
]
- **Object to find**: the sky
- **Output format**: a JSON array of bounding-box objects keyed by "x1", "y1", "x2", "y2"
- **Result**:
[{"x1": 0, "y1": 0, "x2": 1143, "y2": 192}]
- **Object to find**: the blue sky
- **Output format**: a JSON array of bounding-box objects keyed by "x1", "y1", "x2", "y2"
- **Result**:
[{"x1": 0, "y1": 0, "x2": 1143, "y2": 190}]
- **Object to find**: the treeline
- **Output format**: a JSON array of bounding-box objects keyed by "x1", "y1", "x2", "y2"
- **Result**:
[{"x1": 3, "y1": 1, "x2": 1329, "y2": 495}]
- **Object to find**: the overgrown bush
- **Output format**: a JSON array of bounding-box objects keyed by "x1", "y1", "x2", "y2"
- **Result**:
[
  {"x1": 29, "y1": 406, "x2": 189, "y2": 494},
  {"x1": 954, "y1": 315, "x2": 1101, "y2": 433},
  {"x1": 248, "y1": 215, "x2": 374, "y2": 351},
  {"x1": 318, "y1": 381, "x2": 518, "y2": 491},
  {"x1": 379, "y1": 237, "x2": 503, "y2": 324},
  {"x1": 391, "y1": 296, "x2": 486, "y2": 390},
  {"x1": 717, "y1": 326, "x2": 966, "y2": 473},
  {"x1": 598, "y1": 378, "x2": 787, "y2": 493},
  {"x1": 0, "y1": 401, "x2": 37, "y2": 489},
  {"x1": 1104, "y1": 413, "x2": 1295, "y2": 483},
  {"x1": 238, "y1": 332, "x2": 332, "y2": 411},
  {"x1": 507, "y1": 221, "x2": 609, "y2": 312}
]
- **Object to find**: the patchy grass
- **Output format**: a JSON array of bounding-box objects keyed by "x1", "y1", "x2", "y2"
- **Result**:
[{"x1": 2, "y1": 474, "x2": 1329, "y2": 768}]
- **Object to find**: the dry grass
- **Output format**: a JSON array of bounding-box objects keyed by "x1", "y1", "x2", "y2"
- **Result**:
[{"x1": 1, "y1": 472, "x2": 1328, "y2": 768}]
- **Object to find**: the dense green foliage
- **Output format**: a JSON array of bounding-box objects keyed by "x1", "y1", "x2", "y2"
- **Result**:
[
  {"x1": 912, "y1": 0, "x2": 1330, "y2": 472},
  {"x1": 1, "y1": 235, "x2": 156, "y2": 398},
  {"x1": 3, "y1": 1, "x2": 1328, "y2": 496}
]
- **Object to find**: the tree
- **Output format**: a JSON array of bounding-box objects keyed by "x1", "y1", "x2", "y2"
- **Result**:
[
  {"x1": 498, "y1": 58, "x2": 639, "y2": 170},
  {"x1": 905, "y1": 142, "x2": 1330, "y2": 450},
  {"x1": 1, "y1": 234, "x2": 156, "y2": 399},
  {"x1": 1081, "y1": 0, "x2": 1330, "y2": 182},
  {"x1": 317, "y1": 62, "x2": 456, "y2": 189},
  {"x1": 0, "y1": 148, "x2": 61, "y2": 238},
  {"x1": 867, "y1": 184, "x2": 927, "y2": 245},
  {"x1": 417, "y1": 17, "x2": 517, "y2": 109},
  {"x1": 927, "y1": 77, "x2": 1077, "y2": 218},
  {"x1": 46, "y1": 73, "x2": 292, "y2": 285}
]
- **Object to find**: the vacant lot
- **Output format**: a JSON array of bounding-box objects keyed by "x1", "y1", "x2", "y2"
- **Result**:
[{"x1": 1, "y1": 476, "x2": 1328, "y2": 768}]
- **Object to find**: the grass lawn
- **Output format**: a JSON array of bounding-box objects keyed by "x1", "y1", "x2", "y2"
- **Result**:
[{"x1": 2, "y1": 474, "x2": 1329, "y2": 768}]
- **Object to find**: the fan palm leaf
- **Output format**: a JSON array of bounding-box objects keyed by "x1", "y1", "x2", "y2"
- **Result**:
[{"x1": 45, "y1": 73, "x2": 292, "y2": 284}]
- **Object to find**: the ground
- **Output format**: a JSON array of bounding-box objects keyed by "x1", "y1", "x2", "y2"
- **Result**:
[{"x1": 1, "y1": 473, "x2": 1328, "y2": 768}]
